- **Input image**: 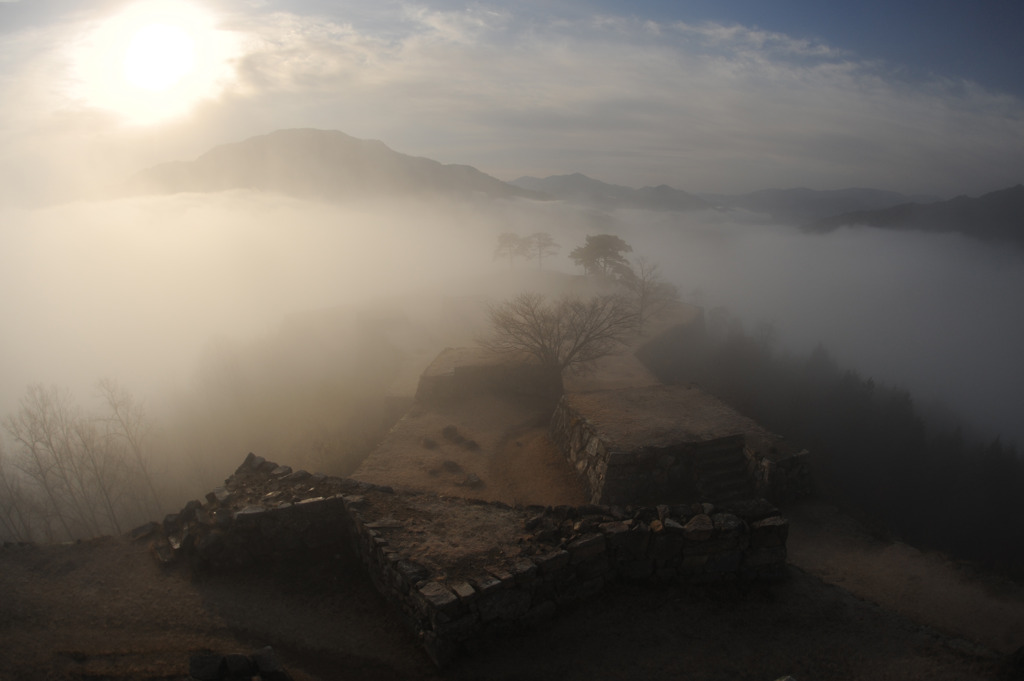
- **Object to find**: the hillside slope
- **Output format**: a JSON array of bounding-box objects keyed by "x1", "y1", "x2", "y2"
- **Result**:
[{"x1": 125, "y1": 129, "x2": 543, "y2": 202}]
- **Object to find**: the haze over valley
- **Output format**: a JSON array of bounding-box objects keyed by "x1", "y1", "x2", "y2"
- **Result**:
[
  {"x1": 0, "y1": 0, "x2": 1021, "y2": 537},
  {"x1": 3, "y1": 127, "x2": 1023, "y2": 456}
]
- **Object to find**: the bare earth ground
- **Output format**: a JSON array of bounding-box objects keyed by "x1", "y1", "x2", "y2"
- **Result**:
[
  {"x1": 0, "y1": 506, "x2": 1018, "y2": 681},
  {"x1": 2, "y1": 393, "x2": 1022, "y2": 679}
]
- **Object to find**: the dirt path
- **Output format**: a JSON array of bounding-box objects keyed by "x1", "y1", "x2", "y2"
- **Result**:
[
  {"x1": 786, "y1": 500, "x2": 1024, "y2": 655},
  {"x1": 352, "y1": 393, "x2": 586, "y2": 507}
]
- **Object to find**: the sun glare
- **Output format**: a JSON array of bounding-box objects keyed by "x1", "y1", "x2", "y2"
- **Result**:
[
  {"x1": 71, "y1": 1, "x2": 238, "y2": 125},
  {"x1": 123, "y1": 23, "x2": 196, "y2": 91}
]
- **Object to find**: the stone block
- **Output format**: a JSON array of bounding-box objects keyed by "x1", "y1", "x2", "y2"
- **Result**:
[
  {"x1": 434, "y1": 612, "x2": 479, "y2": 638},
  {"x1": 511, "y1": 559, "x2": 538, "y2": 585},
  {"x1": 712, "y1": 513, "x2": 745, "y2": 534},
  {"x1": 617, "y1": 523, "x2": 651, "y2": 560},
  {"x1": 568, "y1": 533, "x2": 606, "y2": 563},
  {"x1": 576, "y1": 555, "x2": 612, "y2": 581},
  {"x1": 485, "y1": 566, "x2": 516, "y2": 588},
  {"x1": 704, "y1": 549, "x2": 744, "y2": 574},
  {"x1": 618, "y1": 559, "x2": 654, "y2": 581},
  {"x1": 469, "y1": 574, "x2": 503, "y2": 597},
  {"x1": 680, "y1": 553, "x2": 709, "y2": 573},
  {"x1": 396, "y1": 560, "x2": 431, "y2": 586},
  {"x1": 662, "y1": 517, "x2": 686, "y2": 532},
  {"x1": 598, "y1": 520, "x2": 632, "y2": 550},
  {"x1": 533, "y1": 549, "x2": 571, "y2": 575},
  {"x1": 682, "y1": 514, "x2": 714, "y2": 541},
  {"x1": 417, "y1": 581, "x2": 461, "y2": 618},
  {"x1": 477, "y1": 587, "x2": 531, "y2": 622},
  {"x1": 450, "y1": 581, "x2": 477, "y2": 604},
  {"x1": 750, "y1": 516, "x2": 789, "y2": 548},
  {"x1": 558, "y1": 576, "x2": 605, "y2": 603},
  {"x1": 649, "y1": 532, "x2": 684, "y2": 561}
]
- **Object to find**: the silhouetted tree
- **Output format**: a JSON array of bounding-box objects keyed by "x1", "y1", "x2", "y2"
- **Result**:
[
  {"x1": 493, "y1": 232, "x2": 528, "y2": 268},
  {"x1": 2, "y1": 384, "x2": 163, "y2": 541},
  {"x1": 570, "y1": 234, "x2": 633, "y2": 278},
  {"x1": 0, "y1": 446, "x2": 34, "y2": 541},
  {"x1": 525, "y1": 232, "x2": 560, "y2": 270},
  {"x1": 480, "y1": 292, "x2": 637, "y2": 394}
]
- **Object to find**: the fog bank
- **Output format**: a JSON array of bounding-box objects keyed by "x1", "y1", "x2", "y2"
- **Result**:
[
  {"x1": 1, "y1": 193, "x2": 1021, "y2": 451},
  {"x1": 615, "y1": 210, "x2": 1024, "y2": 444}
]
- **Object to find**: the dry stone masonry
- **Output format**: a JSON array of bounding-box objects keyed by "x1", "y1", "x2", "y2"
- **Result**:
[
  {"x1": 550, "y1": 385, "x2": 812, "y2": 506},
  {"x1": 139, "y1": 453, "x2": 789, "y2": 667}
]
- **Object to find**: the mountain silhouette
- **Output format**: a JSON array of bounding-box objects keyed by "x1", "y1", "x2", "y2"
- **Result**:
[
  {"x1": 808, "y1": 184, "x2": 1024, "y2": 246},
  {"x1": 698, "y1": 187, "x2": 937, "y2": 224},
  {"x1": 125, "y1": 129, "x2": 543, "y2": 201},
  {"x1": 511, "y1": 173, "x2": 712, "y2": 211}
]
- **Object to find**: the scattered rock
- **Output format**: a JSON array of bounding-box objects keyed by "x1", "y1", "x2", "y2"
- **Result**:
[{"x1": 682, "y1": 514, "x2": 714, "y2": 541}]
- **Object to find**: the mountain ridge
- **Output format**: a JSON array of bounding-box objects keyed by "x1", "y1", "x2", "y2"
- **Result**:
[
  {"x1": 125, "y1": 128, "x2": 544, "y2": 202},
  {"x1": 125, "y1": 128, "x2": 1022, "y2": 248},
  {"x1": 808, "y1": 184, "x2": 1024, "y2": 247}
]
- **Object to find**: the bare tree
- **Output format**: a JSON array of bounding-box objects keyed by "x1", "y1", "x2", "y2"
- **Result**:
[
  {"x1": 622, "y1": 257, "x2": 680, "y2": 334},
  {"x1": 0, "y1": 446, "x2": 35, "y2": 541},
  {"x1": 98, "y1": 379, "x2": 162, "y2": 517},
  {"x1": 2, "y1": 383, "x2": 164, "y2": 541},
  {"x1": 5, "y1": 386, "x2": 88, "y2": 540},
  {"x1": 480, "y1": 293, "x2": 637, "y2": 395}
]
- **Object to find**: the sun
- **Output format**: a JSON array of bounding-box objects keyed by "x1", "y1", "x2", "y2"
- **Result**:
[
  {"x1": 123, "y1": 22, "x2": 196, "y2": 92},
  {"x1": 70, "y1": 1, "x2": 239, "y2": 125}
]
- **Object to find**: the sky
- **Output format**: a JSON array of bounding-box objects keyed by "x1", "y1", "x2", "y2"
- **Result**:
[{"x1": 1, "y1": 0, "x2": 1023, "y2": 204}]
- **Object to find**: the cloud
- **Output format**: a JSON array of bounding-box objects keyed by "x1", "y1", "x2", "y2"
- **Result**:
[
  {"x1": 1, "y1": 2, "x2": 1023, "y2": 201},
  {"x1": 210, "y1": 6, "x2": 1024, "y2": 195}
]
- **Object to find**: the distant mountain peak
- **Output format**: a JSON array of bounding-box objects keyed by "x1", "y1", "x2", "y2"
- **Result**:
[{"x1": 125, "y1": 128, "x2": 542, "y2": 201}]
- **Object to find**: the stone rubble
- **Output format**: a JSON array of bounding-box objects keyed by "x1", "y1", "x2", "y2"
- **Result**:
[{"x1": 136, "y1": 452, "x2": 790, "y2": 668}]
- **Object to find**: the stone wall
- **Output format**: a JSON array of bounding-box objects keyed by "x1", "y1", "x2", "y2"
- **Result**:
[
  {"x1": 745, "y1": 447, "x2": 814, "y2": 505},
  {"x1": 141, "y1": 454, "x2": 789, "y2": 668},
  {"x1": 550, "y1": 390, "x2": 755, "y2": 506},
  {"x1": 349, "y1": 498, "x2": 788, "y2": 666},
  {"x1": 414, "y1": 347, "x2": 551, "y2": 404}
]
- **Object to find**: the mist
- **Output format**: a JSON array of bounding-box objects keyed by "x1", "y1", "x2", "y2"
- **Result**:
[
  {"x1": 2, "y1": 191, "x2": 1022, "y2": 475},
  {"x1": 614, "y1": 210, "x2": 1024, "y2": 444}
]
